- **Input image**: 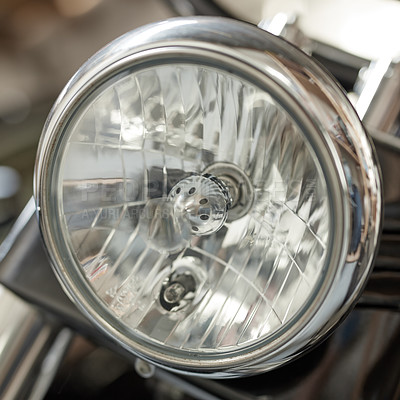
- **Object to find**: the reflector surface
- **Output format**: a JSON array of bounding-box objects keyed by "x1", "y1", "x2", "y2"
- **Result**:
[{"x1": 58, "y1": 63, "x2": 330, "y2": 353}]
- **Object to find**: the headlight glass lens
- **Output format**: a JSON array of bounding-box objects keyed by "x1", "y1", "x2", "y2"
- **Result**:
[{"x1": 56, "y1": 63, "x2": 330, "y2": 354}]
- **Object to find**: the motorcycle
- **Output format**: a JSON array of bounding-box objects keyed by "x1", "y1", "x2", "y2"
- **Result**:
[{"x1": 0, "y1": 0, "x2": 399, "y2": 398}]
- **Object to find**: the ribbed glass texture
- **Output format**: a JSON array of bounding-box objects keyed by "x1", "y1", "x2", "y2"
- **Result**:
[{"x1": 59, "y1": 64, "x2": 330, "y2": 354}]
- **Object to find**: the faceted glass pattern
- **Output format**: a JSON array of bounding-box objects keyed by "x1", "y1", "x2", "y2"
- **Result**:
[{"x1": 59, "y1": 64, "x2": 330, "y2": 354}]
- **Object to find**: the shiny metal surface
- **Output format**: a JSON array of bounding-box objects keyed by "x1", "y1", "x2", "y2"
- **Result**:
[
  {"x1": 0, "y1": 199, "x2": 93, "y2": 329},
  {"x1": 0, "y1": 167, "x2": 21, "y2": 225},
  {"x1": 202, "y1": 162, "x2": 254, "y2": 221},
  {"x1": 353, "y1": 59, "x2": 400, "y2": 203},
  {"x1": 156, "y1": 308, "x2": 400, "y2": 399},
  {"x1": 0, "y1": 284, "x2": 69, "y2": 400},
  {"x1": 258, "y1": 13, "x2": 312, "y2": 54},
  {"x1": 35, "y1": 17, "x2": 382, "y2": 377},
  {"x1": 257, "y1": 5, "x2": 400, "y2": 217},
  {"x1": 355, "y1": 58, "x2": 399, "y2": 128},
  {"x1": 45, "y1": 59, "x2": 335, "y2": 361},
  {"x1": 28, "y1": 329, "x2": 72, "y2": 400},
  {"x1": 1, "y1": 198, "x2": 398, "y2": 397}
]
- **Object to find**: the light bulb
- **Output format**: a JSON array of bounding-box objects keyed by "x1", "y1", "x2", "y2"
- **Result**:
[{"x1": 35, "y1": 17, "x2": 381, "y2": 377}]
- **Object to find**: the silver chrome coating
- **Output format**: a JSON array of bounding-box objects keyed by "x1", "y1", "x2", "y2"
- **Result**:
[
  {"x1": 354, "y1": 59, "x2": 400, "y2": 203},
  {"x1": 202, "y1": 162, "x2": 254, "y2": 220},
  {"x1": 0, "y1": 285, "x2": 69, "y2": 399},
  {"x1": 168, "y1": 174, "x2": 230, "y2": 236},
  {"x1": 34, "y1": 17, "x2": 382, "y2": 377}
]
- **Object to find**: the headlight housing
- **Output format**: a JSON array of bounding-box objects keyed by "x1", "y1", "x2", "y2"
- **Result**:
[{"x1": 35, "y1": 17, "x2": 381, "y2": 378}]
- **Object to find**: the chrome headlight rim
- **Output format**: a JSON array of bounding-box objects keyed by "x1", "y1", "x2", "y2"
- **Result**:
[{"x1": 35, "y1": 17, "x2": 381, "y2": 377}]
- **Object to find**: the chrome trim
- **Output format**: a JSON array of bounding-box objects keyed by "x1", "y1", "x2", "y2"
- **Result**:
[
  {"x1": 0, "y1": 198, "x2": 36, "y2": 263},
  {"x1": 34, "y1": 17, "x2": 382, "y2": 377},
  {"x1": 355, "y1": 58, "x2": 395, "y2": 122},
  {"x1": 28, "y1": 329, "x2": 72, "y2": 400},
  {"x1": 258, "y1": 13, "x2": 313, "y2": 54},
  {"x1": 0, "y1": 285, "x2": 69, "y2": 400},
  {"x1": 155, "y1": 307, "x2": 400, "y2": 399},
  {"x1": 353, "y1": 59, "x2": 400, "y2": 203}
]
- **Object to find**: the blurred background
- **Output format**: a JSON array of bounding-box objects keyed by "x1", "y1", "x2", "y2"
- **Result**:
[
  {"x1": 0, "y1": 0, "x2": 175, "y2": 240},
  {"x1": 0, "y1": 2, "x2": 177, "y2": 398},
  {"x1": 2, "y1": 0, "x2": 400, "y2": 235},
  {"x1": 0, "y1": 1, "x2": 399, "y2": 399}
]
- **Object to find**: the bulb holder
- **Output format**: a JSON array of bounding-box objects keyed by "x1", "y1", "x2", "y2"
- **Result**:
[{"x1": 35, "y1": 17, "x2": 382, "y2": 378}]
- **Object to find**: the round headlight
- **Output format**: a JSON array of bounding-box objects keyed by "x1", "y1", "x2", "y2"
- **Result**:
[{"x1": 35, "y1": 17, "x2": 381, "y2": 377}]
